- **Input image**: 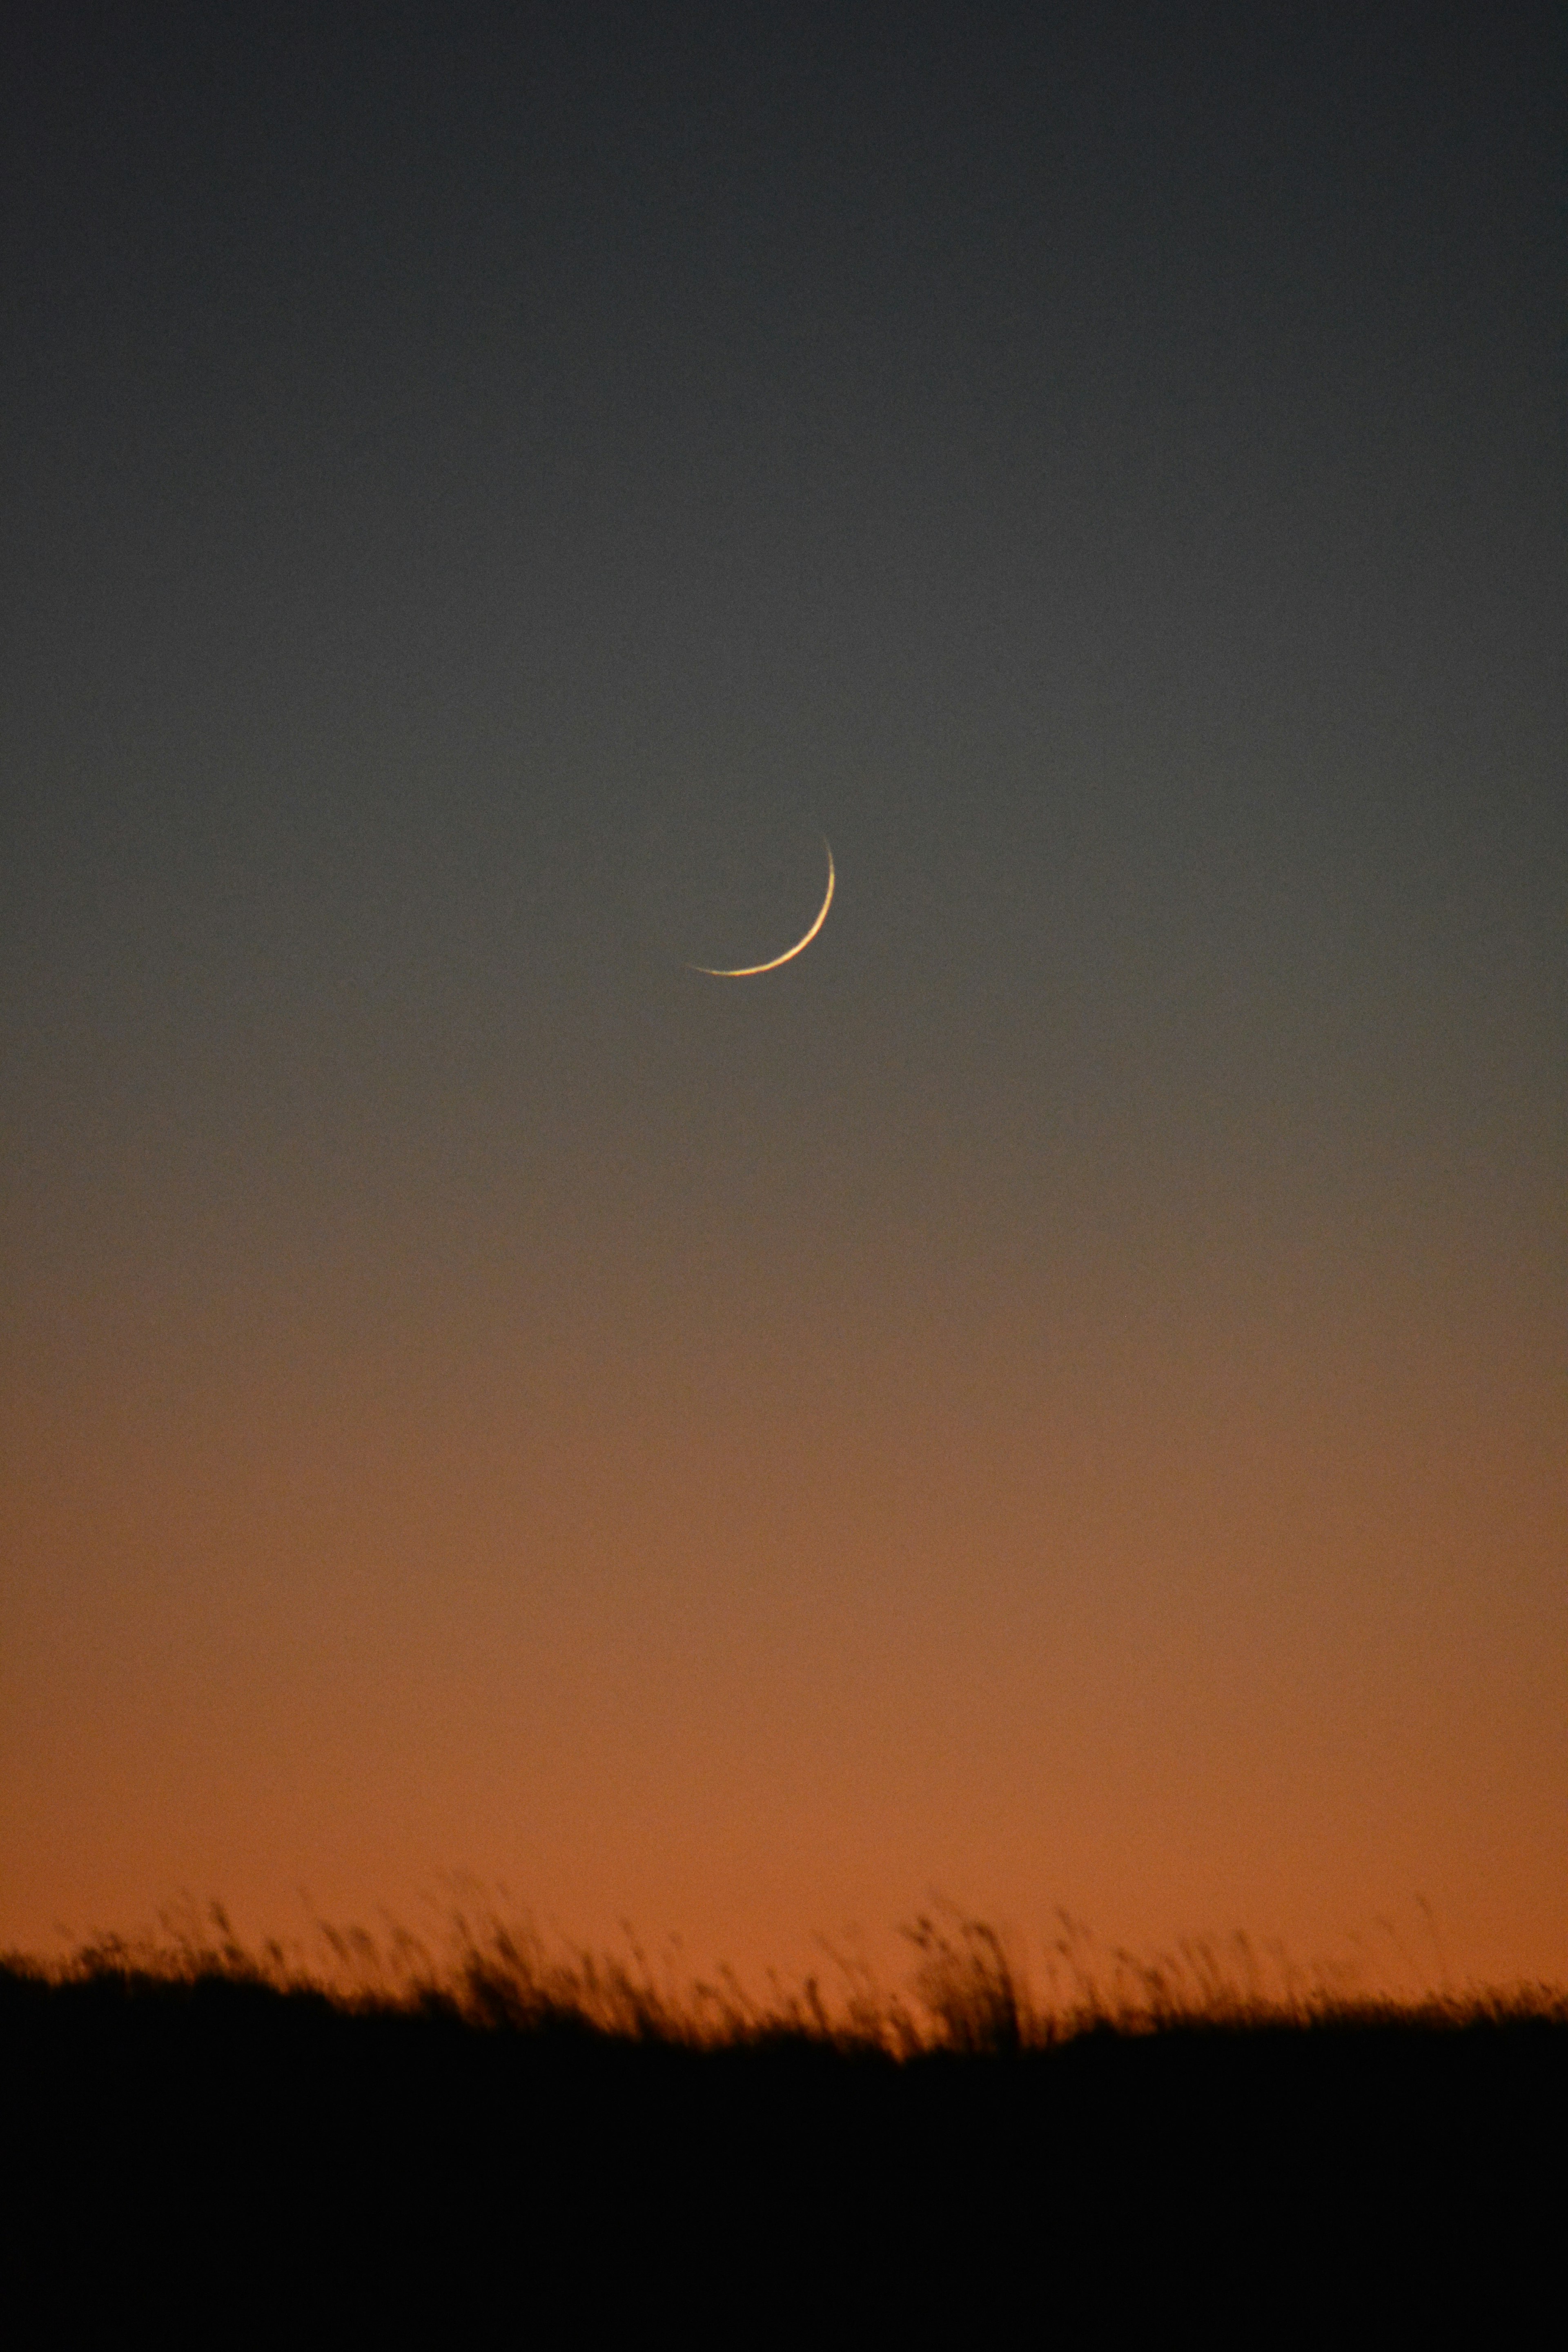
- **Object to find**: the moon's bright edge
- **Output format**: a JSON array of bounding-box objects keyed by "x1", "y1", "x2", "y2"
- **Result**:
[{"x1": 688, "y1": 837, "x2": 835, "y2": 977}]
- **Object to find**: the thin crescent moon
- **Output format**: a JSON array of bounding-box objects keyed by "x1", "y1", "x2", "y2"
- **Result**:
[{"x1": 688, "y1": 837, "x2": 835, "y2": 976}]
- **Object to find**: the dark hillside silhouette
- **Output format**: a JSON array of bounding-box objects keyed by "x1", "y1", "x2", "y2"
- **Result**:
[{"x1": 7, "y1": 1911, "x2": 1563, "y2": 2335}]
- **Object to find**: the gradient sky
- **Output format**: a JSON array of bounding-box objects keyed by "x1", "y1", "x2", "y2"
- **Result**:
[{"x1": 3, "y1": 2, "x2": 1563, "y2": 1991}]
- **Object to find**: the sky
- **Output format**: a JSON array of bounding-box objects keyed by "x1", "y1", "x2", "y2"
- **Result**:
[{"x1": 2, "y1": 2, "x2": 1563, "y2": 1992}]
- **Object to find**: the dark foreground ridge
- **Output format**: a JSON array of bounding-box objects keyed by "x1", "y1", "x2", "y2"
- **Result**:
[{"x1": 8, "y1": 1928, "x2": 1564, "y2": 2338}]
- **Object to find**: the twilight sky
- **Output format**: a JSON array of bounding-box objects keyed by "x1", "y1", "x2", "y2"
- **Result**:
[{"x1": 3, "y1": 2, "x2": 1563, "y2": 1988}]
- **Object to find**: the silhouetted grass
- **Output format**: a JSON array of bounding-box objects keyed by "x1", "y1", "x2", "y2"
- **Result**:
[
  {"x1": 8, "y1": 1900, "x2": 1562, "y2": 2334},
  {"x1": 10, "y1": 1894, "x2": 1561, "y2": 2048}
]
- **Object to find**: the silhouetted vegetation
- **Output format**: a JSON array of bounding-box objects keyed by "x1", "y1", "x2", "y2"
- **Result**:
[
  {"x1": 8, "y1": 1902, "x2": 1562, "y2": 2333},
  {"x1": 15, "y1": 1893, "x2": 1560, "y2": 2043}
]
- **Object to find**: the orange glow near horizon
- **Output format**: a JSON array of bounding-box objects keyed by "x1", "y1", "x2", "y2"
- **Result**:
[{"x1": 5, "y1": 1155, "x2": 1561, "y2": 1995}]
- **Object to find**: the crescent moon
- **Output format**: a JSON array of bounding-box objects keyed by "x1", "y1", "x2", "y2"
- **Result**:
[{"x1": 688, "y1": 837, "x2": 835, "y2": 977}]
